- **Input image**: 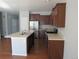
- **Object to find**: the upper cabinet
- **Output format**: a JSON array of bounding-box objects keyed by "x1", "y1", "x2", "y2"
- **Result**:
[
  {"x1": 29, "y1": 14, "x2": 51, "y2": 25},
  {"x1": 50, "y1": 14, "x2": 53, "y2": 25},
  {"x1": 40, "y1": 15, "x2": 51, "y2": 25},
  {"x1": 52, "y1": 3, "x2": 66, "y2": 27},
  {"x1": 29, "y1": 3, "x2": 66, "y2": 27},
  {"x1": 29, "y1": 14, "x2": 40, "y2": 21}
]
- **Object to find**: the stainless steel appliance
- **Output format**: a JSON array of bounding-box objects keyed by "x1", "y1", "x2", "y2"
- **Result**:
[
  {"x1": 30, "y1": 21, "x2": 39, "y2": 30},
  {"x1": 30, "y1": 21, "x2": 39, "y2": 39}
]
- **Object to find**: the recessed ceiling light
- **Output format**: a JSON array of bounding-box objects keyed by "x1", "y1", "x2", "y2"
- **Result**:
[
  {"x1": 46, "y1": 0, "x2": 49, "y2": 2},
  {"x1": 46, "y1": 0, "x2": 50, "y2": 2},
  {"x1": 0, "y1": 0, "x2": 10, "y2": 9}
]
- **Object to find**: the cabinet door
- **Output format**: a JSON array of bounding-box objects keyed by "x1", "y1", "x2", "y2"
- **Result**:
[
  {"x1": 50, "y1": 14, "x2": 53, "y2": 25},
  {"x1": 57, "y1": 4, "x2": 66, "y2": 27},
  {"x1": 53, "y1": 7, "x2": 58, "y2": 26},
  {"x1": 48, "y1": 40, "x2": 64, "y2": 59},
  {"x1": 52, "y1": 3, "x2": 66, "y2": 27},
  {"x1": 27, "y1": 33, "x2": 34, "y2": 53},
  {"x1": 40, "y1": 15, "x2": 50, "y2": 25}
]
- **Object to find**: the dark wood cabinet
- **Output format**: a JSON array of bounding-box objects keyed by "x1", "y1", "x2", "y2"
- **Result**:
[
  {"x1": 29, "y1": 3, "x2": 66, "y2": 27},
  {"x1": 52, "y1": 3, "x2": 66, "y2": 27},
  {"x1": 48, "y1": 40, "x2": 64, "y2": 59},
  {"x1": 29, "y1": 14, "x2": 51, "y2": 25},
  {"x1": 27, "y1": 33, "x2": 34, "y2": 54},
  {"x1": 40, "y1": 15, "x2": 50, "y2": 25},
  {"x1": 29, "y1": 14, "x2": 40, "y2": 21},
  {"x1": 50, "y1": 14, "x2": 53, "y2": 25}
]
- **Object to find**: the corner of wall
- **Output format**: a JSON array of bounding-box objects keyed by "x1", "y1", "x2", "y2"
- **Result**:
[{"x1": 58, "y1": 28, "x2": 65, "y2": 38}]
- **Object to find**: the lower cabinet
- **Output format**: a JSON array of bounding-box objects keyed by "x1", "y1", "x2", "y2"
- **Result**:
[
  {"x1": 48, "y1": 40, "x2": 64, "y2": 59},
  {"x1": 27, "y1": 33, "x2": 34, "y2": 54}
]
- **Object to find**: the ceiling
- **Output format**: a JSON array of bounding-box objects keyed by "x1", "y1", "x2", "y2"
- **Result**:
[{"x1": 0, "y1": 0, "x2": 66, "y2": 13}]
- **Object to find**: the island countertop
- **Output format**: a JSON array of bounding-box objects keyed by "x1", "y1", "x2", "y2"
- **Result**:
[{"x1": 5, "y1": 30, "x2": 34, "y2": 38}]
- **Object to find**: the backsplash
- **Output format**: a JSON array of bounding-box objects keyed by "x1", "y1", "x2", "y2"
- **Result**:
[
  {"x1": 40, "y1": 25, "x2": 57, "y2": 30},
  {"x1": 40, "y1": 25, "x2": 58, "y2": 33}
]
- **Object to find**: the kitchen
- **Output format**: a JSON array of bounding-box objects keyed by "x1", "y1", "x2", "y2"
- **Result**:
[
  {"x1": 1, "y1": 3, "x2": 65, "y2": 59},
  {"x1": 0, "y1": 0, "x2": 78, "y2": 59}
]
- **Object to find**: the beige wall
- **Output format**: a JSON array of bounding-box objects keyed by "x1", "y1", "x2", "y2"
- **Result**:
[{"x1": 58, "y1": 0, "x2": 78, "y2": 59}]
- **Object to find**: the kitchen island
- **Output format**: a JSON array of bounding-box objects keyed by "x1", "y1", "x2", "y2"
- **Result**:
[{"x1": 5, "y1": 30, "x2": 34, "y2": 56}]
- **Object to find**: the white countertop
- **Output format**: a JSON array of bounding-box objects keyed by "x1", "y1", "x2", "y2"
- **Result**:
[
  {"x1": 5, "y1": 30, "x2": 34, "y2": 38},
  {"x1": 47, "y1": 33, "x2": 64, "y2": 40}
]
